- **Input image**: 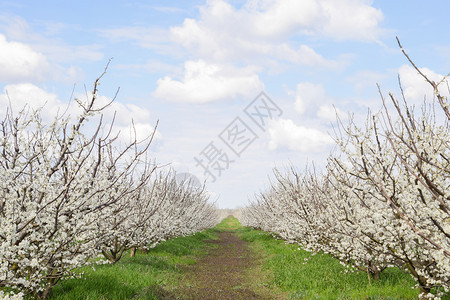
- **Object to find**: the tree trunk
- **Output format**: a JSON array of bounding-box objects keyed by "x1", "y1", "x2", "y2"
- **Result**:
[
  {"x1": 37, "y1": 276, "x2": 57, "y2": 299},
  {"x1": 418, "y1": 278, "x2": 431, "y2": 299},
  {"x1": 39, "y1": 285, "x2": 53, "y2": 299},
  {"x1": 404, "y1": 261, "x2": 430, "y2": 298},
  {"x1": 102, "y1": 249, "x2": 118, "y2": 263},
  {"x1": 368, "y1": 261, "x2": 383, "y2": 281},
  {"x1": 130, "y1": 247, "x2": 136, "y2": 257},
  {"x1": 369, "y1": 269, "x2": 381, "y2": 281}
]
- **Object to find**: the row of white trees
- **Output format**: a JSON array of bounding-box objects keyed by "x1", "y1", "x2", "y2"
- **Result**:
[
  {"x1": 0, "y1": 68, "x2": 218, "y2": 299},
  {"x1": 242, "y1": 41, "x2": 449, "y2": 298}
]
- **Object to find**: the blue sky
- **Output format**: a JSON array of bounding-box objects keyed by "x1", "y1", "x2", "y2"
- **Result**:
[{"x1": 0, "y1": 0, "x2": 449, "y2": 208}]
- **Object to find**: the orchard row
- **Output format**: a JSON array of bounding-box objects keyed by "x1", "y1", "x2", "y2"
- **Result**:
[
  {"x1": 243, "y1": 43, "x2": 449, "y2": 299},
  {"x1": 0, "y1": 69, "x2": 218, "y2": 299}
]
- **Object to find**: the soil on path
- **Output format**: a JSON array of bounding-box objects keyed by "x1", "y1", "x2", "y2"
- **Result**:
[{"x1": 158, "y1": 231, "x2": 285, "y2": 300}]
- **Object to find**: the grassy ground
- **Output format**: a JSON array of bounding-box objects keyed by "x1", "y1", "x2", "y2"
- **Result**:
[
  {"x1": 236, "y1": 224, "x2": 420, "y2": 299},
  {"x1": 22, "y1": 216, "x2": 449, "y2": 299},
  {"x1": 214, "y1": 214, "x2": 242, "y2": 231},
  {"x1": 49, "y1": 229, "x2": 218, "y2": 300}
]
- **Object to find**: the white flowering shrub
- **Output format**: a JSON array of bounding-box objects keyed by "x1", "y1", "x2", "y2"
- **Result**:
[
  {"x1": 330, "y1": 109, "x2": 449, "y2": 294},
  {"x1": 97, "y1": 170, "x2": 218, "y2": 263},
  {"x1": 147, "y1": 171, "x2": 218, "y2": 240},
  {"x1": 242, "y1": 43, "x2": 449, "y2": 298},
  {"x1": 92, "y1": 161, "x2": 156, "y2": 263},
  {"x1": 0, "y1": 68, "x2": 218, "y2": 298},
  {"x1": 0, "y1": 68, "x2": 156, "y2": 297},
  {"x1": 0, "y1": 290, "x2": 24, "y2": 300}
]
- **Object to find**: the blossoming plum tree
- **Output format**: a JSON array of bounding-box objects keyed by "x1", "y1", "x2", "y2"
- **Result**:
[
  {"x1": 243, "y1": 40, "x2": 449, "y2": 298},
  {"x1": 0, "y1": 65, "x2": 219, "y2": 299}
]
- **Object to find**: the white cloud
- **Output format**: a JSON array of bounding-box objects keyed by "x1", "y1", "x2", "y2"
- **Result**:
[
  {"x1": 294, "y1": 81, "x2": 350, "y2": 122},
  {"x1": 153, "y1": 60, "x2": 264, "y2": 103},
  {"x1": 317, "y1": 104, "x2": 348, "y2": 122},
  {"x1": 111, "y1": 122, "x2": 162, "y2": 145},
  {"x1": 244, "y1": 0, "x2": 325, "y2": 39},
  {"x1": 294, "y1": 82, "x2": 328, "y2": 115},
  {"x1": 0, "y1": 15, "x2": 103, "y2": 64},
  {"x1": 0, "y1": 83, "x2": 61, "y2": 117},
  {"x1": 98, "y1": 0, "x2": 383, "y2": 68},
  {"x1": 86, "y1": 95, "x2": 151, "y2": 125},
  {"x1": 0, "y1": 15, "x2": 102, "y2": 84},
  {"x1": 318, "y1": 0, "x2": 384, "y2": 41},
  {"x1": 169, "y1": 0, "x2": 383, "y2": 65},
  {"x1": 245, "y1": 0, "x2": 383, "y2": 41},
  {"x1": 0, "y1": 84, "x2": 161, "y2": 146},
  {"x1": 268, "y1": 118, "x2": 333, "y2": 152},
  {"x1": 170, "y1": 1, "x2": 334, "y2": 66},
  {"x1": 398, "y1": 64, "x2": 450, "y2": 105},
  {"x1": 0, "y1": 34, "x2": 52, "y2": 83},
  {"x1": 73, "y1": 94, "x2": 161, "y2": 144}
]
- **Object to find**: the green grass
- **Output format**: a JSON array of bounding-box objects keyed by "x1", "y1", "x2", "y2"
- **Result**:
[
  {"x1": 236, "y1": 225, "x2": 421, "y2": 299},
  {"x1": 49, "y1": 229, "x2": 217, "y2": 300},
  {"x1": 214, "y1": 214, "x2": 242, "y2": 231},
  {"x1": 15, "y1": 216, "x2": 449, "y2": 299}
]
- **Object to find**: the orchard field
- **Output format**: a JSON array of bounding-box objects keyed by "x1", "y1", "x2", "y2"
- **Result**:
[
  {"x1": 0, "y1": 66, "x2": 218, "y2": 299},
  {"x1": 241, "y1": 43, "x2": 450, "y2": 299},
  {"x1": 1, "y1": 44, "x2": 449, "y2": 299},
  {"x1": 43, "y1": 216, "x2": 448, "y2": 299}
]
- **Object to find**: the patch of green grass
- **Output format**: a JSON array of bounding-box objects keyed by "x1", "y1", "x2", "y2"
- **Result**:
[
  {"x1": 236, "y1": 226, "x2": 420, "y2": 299},
  {"x1": 26, "y1": 216, "x2": 442, "y2": 299},
  {"x1": 49, "y1": 229, "x2": 217, "y2": 300},
  {"x1": 215, "y1": 215, "x2": 243, "y2": 231}
]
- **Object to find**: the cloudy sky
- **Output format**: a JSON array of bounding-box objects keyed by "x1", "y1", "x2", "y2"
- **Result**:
[{"x1": 1, "y1": 0, "x2": 449, "y2": 208}]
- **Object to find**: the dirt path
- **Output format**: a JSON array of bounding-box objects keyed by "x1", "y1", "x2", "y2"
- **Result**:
[{"x1": 158, "y1": 231, "x2": 285, "y2": 299}]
